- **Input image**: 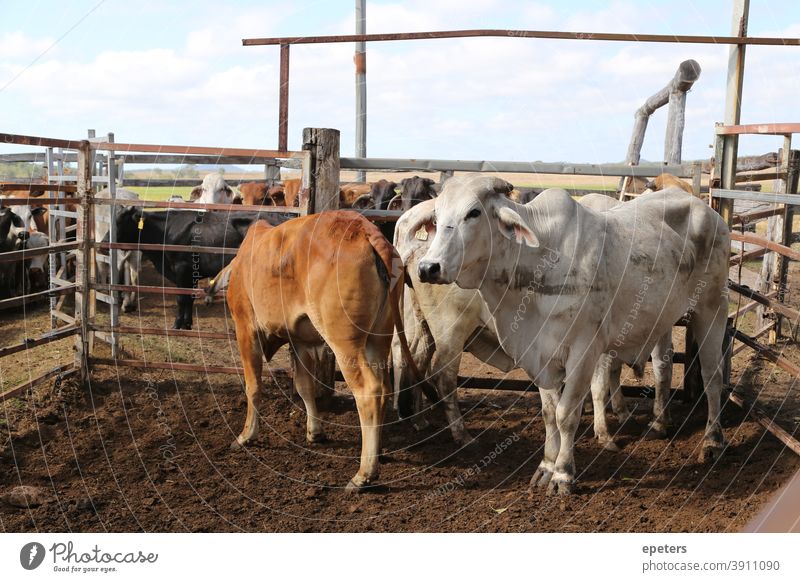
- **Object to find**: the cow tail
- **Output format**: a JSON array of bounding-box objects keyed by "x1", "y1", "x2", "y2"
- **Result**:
[
  {"x1": 366, "y1": 230, "x2": 439, "y2": 416},
  {"x1": 204, "y1": 258, "x2": 236, "y2": 305}
]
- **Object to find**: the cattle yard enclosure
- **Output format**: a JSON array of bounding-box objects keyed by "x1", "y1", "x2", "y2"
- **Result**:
[{"x1": 3, "y1": 0, "x2": 800, "y2": 531}]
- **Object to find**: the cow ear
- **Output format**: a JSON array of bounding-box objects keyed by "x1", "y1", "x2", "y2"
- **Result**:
[
  {"x1": 387, "y1": 193, "x2": 403, "y2": 211},
  {"x1": 490, "y1": 178, "x2": 514, "y2": 195},
  {"x1": 32, "y1": 207, "x2": 47, "y2": 216},
  {"x1": 496, "y1": 206, "x2": 538, "y2": 247}
]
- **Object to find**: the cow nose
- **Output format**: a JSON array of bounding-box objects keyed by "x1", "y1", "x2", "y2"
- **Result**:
[
  {"x1": 418, "y1": 261, "x2": 441, "y2": 283},
  {"x1": 17, "y1": 231, "x2": 29, "y2": 241}
]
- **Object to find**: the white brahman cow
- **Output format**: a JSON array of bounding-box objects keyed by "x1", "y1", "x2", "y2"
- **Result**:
[
  {"x1": 393, "y1": 192, "x2": 675, "y2": 452},
  {"x1": 95, "y1": 188, "x2": 142, "y2": 312},
  {"x1": 408, "y1": 175, "x2": 729, "y2": 495}
]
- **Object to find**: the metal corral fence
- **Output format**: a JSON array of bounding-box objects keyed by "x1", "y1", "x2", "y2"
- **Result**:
[{"x1": 2, "y1": 124, "x2": 800, "y2": 460}]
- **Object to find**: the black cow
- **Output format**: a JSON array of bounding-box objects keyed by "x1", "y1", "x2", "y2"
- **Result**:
[
  {"x1": 0, "y1": 207, "x2": 28, "y2": 299},
  {"x1": 390, "y1": 176, "x2": 437, "y2": 211},
  {"x1": 115, "y1": 207, "x2": 292, "y2": 329}
]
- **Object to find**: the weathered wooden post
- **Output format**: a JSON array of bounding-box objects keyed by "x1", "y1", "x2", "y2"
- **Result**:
[
  {"x1": 620, "y1": 59, "x2": 701, "y2": 199},
  {"x1": 301, "y1": 128, "x2": 341, "y2": 401},
  {"x1": 74, "y1": 141, "x2": 95, "y2": 387}
]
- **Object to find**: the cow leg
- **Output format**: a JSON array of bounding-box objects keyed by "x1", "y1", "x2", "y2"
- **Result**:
[
  {"x1": 589, "y1": 354, "x2": 621, "y2": 452},
  {"x1": 231, "y1": 333, "x2": 280, "y2": 450},
  {"x1": 692, "y1": 308, "x2": 728, "y2": 462},
  {"x1": 332, "y1": 341, "x2": 389, "y2": 492},
  {"x1": 530, "y1": 387, "x2": 561, "y2": 490},
  {"x1": 646, "y1": 333, "x2": 674, "y2": 439},
  {"x1": 431, "y1": 352, "x2": 473, "y2": 446},
  {"x1": 550, "y1": 361, "x2": 597, "y2": 495},
  {"x1": 294, "y1": 345, "x2": 327, "y2": 443}
]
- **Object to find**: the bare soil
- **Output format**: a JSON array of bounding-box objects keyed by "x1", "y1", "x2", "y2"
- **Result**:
[{"x1": 1, "y1": 263, "x2": 799, "y2": 532}]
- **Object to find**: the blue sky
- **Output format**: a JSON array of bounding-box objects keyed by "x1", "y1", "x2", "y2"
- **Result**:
[{"x1": 1, "y1": 0, "x2": 799, "y2": 163}]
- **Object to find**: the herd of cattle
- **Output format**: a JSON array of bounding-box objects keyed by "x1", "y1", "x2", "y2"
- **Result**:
[{"x1": 1, "y1": 169, "x2": 727, "y2": 495}]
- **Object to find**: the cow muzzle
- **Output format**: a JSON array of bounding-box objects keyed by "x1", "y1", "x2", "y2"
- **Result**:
[{"x1": 418, "y1": 260, "x2": 442, "y2": 283}]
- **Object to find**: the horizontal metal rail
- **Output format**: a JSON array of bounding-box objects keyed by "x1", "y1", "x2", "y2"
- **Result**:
[
  {"x1": 0, "y1": 364, "x2": 77, "y2": 403},
  {"x1": 97, "y1": 242, "x2": 237, "y2": 255},
  {"x1": 92, "y1": 140, "x2": 303, "y2": 159},
  {"x1": 708, "y1": 188, "x2": 800, "y2": 206},
  {"x1": 92, "y1": 282, "x2": 220, "y2": 297},
  {"x1": 0, "y1": 132, "x2": 83, "y2": 150},
  {"x1": 732, "y1": 207, "x2": 784, "y2": 225},
  {"x1": 90, "y1": 358, "x2": 246, "y2": 375},
  {"x1": 729, "y1": 391, "x2": 800, "y2": 457},
  {"x1": 716, "y1": 123, "x2": 800, "y2": 136},
  {"x1": 0, "y1": 196, "x2": 81, "y2": 205},
  {"x1": 0, "y1": 242, "x2": 80, "y2": 264},
  {"x1": 340, "y1": 156, "x2": 694, "y2": 177},
  {"x1": 729, "y1": 232, "x2": 800, "y2": 261},
  {"x1": 733, "y1": 329, "x2": 800, "y2": 377},
  {"x1": 90, "y1": 324, "x2": 235, "y2": 340},
  {"x1": 728, "y1": 281, "x2": 800, "y2": 323},
  {"x1": 91, "y1": 198, "x2": 303, "y2": 214},
  {"x1": 0, "y1": 284, "x2": 77, "y2": 309},
  {"x1": 0, "y1": 325, "x2": 79, "y2": 359},
  {"x1": 0, "y1": 185, "x2": 78, "y2": 194},
  {"x1": 242, "y1": 29, "x2": 800, "y2": 47},
  {"x1": 730, "y1": 248, "x2": 767, "y2": 266}
]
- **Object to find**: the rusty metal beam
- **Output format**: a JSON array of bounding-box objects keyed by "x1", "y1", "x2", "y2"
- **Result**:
[
  {"x1": 0, "y1": 326, "x2": 79, "y2": 359},
  {"x1": 278, "y1": 44, "x2": 290, "y2": 152},
  {"x1": 729, "y1": 391, "x2": 800, "y2": 457},
  {"x1": 90, "y1": 325, "x2": 235, "y2": 340},
  {"x1": 0, "y1": 364, "x2": 77, "y2": 403},
  {"x1": 242, "y1": 29, "x2": 800, "y2": 47},
  {"x1": 729, "y1": 232, "x2": 800, "y2": 261},
  {"x1": 92, "y1": 141, "x2": 299, "y2": 158},
  {"x1": 717, "y1": 123, "x2": 800, "y2": 136},
  {"x1": 0, "y1": 132, "x2": 82, "y2": 149}
]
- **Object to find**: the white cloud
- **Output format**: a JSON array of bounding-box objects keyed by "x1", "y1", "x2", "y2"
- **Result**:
[{"x1": 0, "y1": 31, "x2": 54, "y2": 60}]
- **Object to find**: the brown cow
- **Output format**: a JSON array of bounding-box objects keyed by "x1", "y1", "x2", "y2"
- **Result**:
[
  {"x1": 0, "y1": 182, "x2": 49, "y2": 233},
  {"x1": 339, "y1": 182, "x2": 372, "y2": 207},
  {"x1": 216, "y1": 211, "x2": 427, "y2": 491},
  {"x1": 238, "y1": 182, "x2": 272, "y2": 206},
  {"x1": 282, "y1": 178, "x2": 301, "y2": 207},
  {"x1": 645, "y1": 173, "x2": 695, "y2": 196}
]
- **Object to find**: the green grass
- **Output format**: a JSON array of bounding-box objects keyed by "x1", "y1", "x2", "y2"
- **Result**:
[{"x1": 126, "y1": 186, "x2": 194, "y2": 201}]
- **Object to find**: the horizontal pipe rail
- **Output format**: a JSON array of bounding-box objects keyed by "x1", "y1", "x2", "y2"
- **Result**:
[
  {"x1": 729, "y1": 391, "x2": 800, "y2": 457},
  {"x1": 732, "y1": 207, "x2": 784, "y2": 225},
  {"x1": 730, "y1": 247, "x2": 768, "y2": 266},
  {"x1": 340, "y1": 156, "x2": 694, "y2": 177},
  {"x1": 728, "y1": 281, "x2": 800, "y2": 322},
  {"x1": 90, "y1": 358, "x2": 246, "y2": 375},
  {"x1": 92, "y1": 282, "x2": 221, "y2": 297},
  {"x1": 0, "y1": 132, "x2": 83, "y2": 149},
  {"x1": 733, "y1": 329, "x2": 800, "y2": 377},
  {"x1": 91, "y1": 198, "x2": 303, "y2": 214},
  {"x1": 97, "y1": 242, "x2": 238, "y2": 255},
  {"x1": 0, "y1": 196, "x2": 81, "y2": 205},
  {"x1": 0, "y1": 284, "x2": 77, "y2": 309},
  {"x1": 90, "y1": 324, "x2": 235, "y2": 340},
  {"x1": 242, "y1": 29, "x2": 800, "y2": 47},
  {"x1": 0, "y1": 185, "x2": 78, "y2": 194},
  {"x1": 729, "y1": 232, "x2": 800, "y2": 261},
  {"x1": 712, "y1": 188, "x2": 800, "y2": 205},
  {"x1": 92, "y1": 141, "x2": 303, "y2": 159},
  {"x1": 0, "y1": 242, "x2": 80, "y2": 264},
  {"x1": 0, "y1": 364, "x2": 77, "y2": 403},
  {"x1": 716, "y1": 123, "x2": 800, "y2": 136},
  {"x1": 0, "y1": 325, "x2": 79, "y2": 359}
]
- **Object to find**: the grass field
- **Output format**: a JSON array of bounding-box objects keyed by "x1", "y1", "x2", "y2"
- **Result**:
[{"x1": 126, "y1": 186, "x2": 194, "y2": 201}]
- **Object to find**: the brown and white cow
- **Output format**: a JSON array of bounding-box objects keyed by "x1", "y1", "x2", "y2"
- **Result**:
[{"x1": 216, "y1": 210, "x2": 428, "y2": 491}]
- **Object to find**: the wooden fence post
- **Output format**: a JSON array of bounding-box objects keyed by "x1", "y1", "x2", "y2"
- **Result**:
[
  {"x1": 301, "y1": 128, "x2": 341, "y2": 402},
  {"x1": 75, "y1": 141, "x2": 95, "y2": 387}
]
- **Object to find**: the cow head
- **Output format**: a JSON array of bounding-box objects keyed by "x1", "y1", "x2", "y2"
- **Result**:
[
  {"x1": 398, "y1": 176, "x2": 436, "y2": 211},
  {"x1": 192, "y1": 173, "x2": 234, "y2": 204},
  {"x1": 0, "y1": 206, "x2": 28, "y2": 246},
  {"x1": 370, "y1": 179, "x2": 398, "y2": 210},
  {"x1": 413, "y1": 175, "x2": 542, "y2": 290},
  {"x1": 115, "y1": 206, "x2": 145, "y2": 243}
]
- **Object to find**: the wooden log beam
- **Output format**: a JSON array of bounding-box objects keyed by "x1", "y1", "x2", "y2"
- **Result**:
[
  {"x1": 729, "y1": 391, "x2": 800, "y2": 456},
  {"x1": 0, "y1": 364, "x2": 77, "y2": 403},
  {"x1": 729, "y1": 232, "x2": 800, "y2": 261}
]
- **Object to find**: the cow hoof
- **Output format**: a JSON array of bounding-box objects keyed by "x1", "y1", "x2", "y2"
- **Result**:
[
  {"x1": 599, "y1": 438, "x2": 621, "y2": 452},
  {"x1": 643, "y1": 424, "x2": 668, "y2": 440},
  {"x1": 699, "y1": 440, "x2": 726, "y2": 463},
  {"x1": 344, "y1": 477, "x2": 373, "y2": 494},
  {"x1": 229, "y1": 438, "x2": 245, "y2": 451},
  {"x1": 546, "y1": 478, "x2": 574, "y2": 496},
  {"x1": 616, "y1": 410, "x2": 634, "y2": 424},
  {"x1": 306, "y1": 432, "x2": 328, "y2": 444},
  {"x1": 454, "y1": 432, "x2": 476, "y2": 447},
  {"x1": 530, "y1": 466, "x2": 553, "y2": 489}
]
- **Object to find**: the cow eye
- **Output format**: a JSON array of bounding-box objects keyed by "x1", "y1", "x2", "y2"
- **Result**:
[{"x1": 465, "y1": 208, "x2": 481, "y2": 220}]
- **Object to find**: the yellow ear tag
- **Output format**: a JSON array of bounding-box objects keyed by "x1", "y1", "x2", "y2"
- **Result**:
[
  {"x1": 137, "y1": 217, "x2": 144, "y2": 230},
  {"x1": 414, "y1": 226, "x2": 428, "y2": 241},
  {"x1": 209, "y1": 278, "x2": 215, "y2": 286}
]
